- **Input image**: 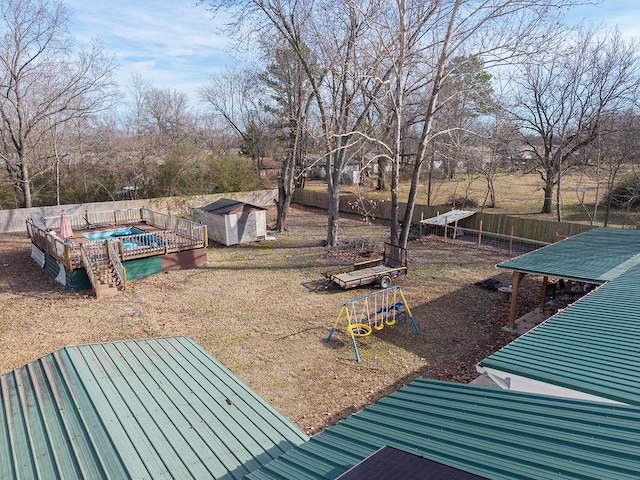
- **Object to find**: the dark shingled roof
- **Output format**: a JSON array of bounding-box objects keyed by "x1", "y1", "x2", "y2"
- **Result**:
[{"x1": 201, "y1": 198, "x2": 265, "y2": 215}]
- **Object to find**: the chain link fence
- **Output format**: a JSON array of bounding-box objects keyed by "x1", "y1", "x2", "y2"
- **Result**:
[{"x1": 421, "y1": 223, "x2": 550, "y2": 256}]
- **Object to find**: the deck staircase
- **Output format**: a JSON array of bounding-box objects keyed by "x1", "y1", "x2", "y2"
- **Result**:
[
  {"x1": 90, "y1": 258, "x2": 124, "y2": 297},
  {"x1": 80, "y1": 241, "x2": 126, "y2": 298}
]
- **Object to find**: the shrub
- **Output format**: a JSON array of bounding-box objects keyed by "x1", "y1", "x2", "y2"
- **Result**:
[
  {"x1": 207, "y1": 154, "x2": 268, "y2": 193},
  {"x1": 446, "y1": 194, "x2": 479, "y2": 209},
  {"x1": 606, "y1": 175, "x2": 640, "y2": 210}
]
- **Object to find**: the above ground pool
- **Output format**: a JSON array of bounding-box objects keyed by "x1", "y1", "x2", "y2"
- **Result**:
[{"x1": 82, "y1": 227, "x2": 145, "y2": 241}]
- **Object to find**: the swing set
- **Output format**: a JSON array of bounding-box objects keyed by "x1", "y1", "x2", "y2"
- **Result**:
[{"x1": 326, "y1": 286, "x2": 420, "y2": 362}]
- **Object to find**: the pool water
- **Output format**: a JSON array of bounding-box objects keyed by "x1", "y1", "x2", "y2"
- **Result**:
[{"x1": 82, "y1": 227, "x2": 145, "y2": 241}]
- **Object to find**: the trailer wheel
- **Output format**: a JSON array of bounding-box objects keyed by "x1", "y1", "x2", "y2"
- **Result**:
[{"x1": 379, "y1": 275, "x2": 392, "y2": 289}]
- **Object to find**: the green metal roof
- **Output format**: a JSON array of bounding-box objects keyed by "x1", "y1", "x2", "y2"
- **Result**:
[
  {"x1": 496, "y1": 227, "x2": 640, "y2": 282},
  {"x1": 480, "y1": 262, "x2": 640, "y2": 405},
  {"x1": 246, "y1": 379, "x2": 640, "y2": 480},
  {"x1": 0, "y1": 336, "x2": 307, "y2": 479}
]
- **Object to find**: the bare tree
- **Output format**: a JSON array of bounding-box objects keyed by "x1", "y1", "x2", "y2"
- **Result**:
[
  {"x1": 0, "y1": 0, "x2": 117, "y2": 207},
  {"x1": 260, "y1": 42, "x2": 314, "y2": 231},
  {"x1": 577, "y1": 110, "x2": 640, "y2": 226},
  {"x1": 201, "y1": 67, "x2": 273, "y2": 171},
  {"x1": 142, "y1": 87, "x2": 192, "y2": 150},
  {"x1": 479, "y1": 115, "x2": 519, "y2": 209},
  {"x1": 201, "y1": 0, "x2": 390, "y2": 246},
  {"x1": 203, "y1": 0, "x2": 585, "y2": 246},
  {"x1": 390, "y1": 0, "x2": 583, "y2": 248},
  {"x1": 508, "y1": 28, "x2": 639, "y2": 220}
]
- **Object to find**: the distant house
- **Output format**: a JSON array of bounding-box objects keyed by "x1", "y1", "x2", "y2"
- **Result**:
[{"x1": 193, "y1": 198, "x2": 267, "y2": 246}]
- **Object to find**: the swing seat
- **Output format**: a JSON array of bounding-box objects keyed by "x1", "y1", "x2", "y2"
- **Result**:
[{"x1": 348, "y1": 323, "x2": 372, "y2": 337}]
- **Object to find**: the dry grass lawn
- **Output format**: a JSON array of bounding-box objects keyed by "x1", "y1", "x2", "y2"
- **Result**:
[
  {"x1": 0, "y1": 205, "x2": 543, "y2": 434},
  {"x1": 316, "y1": 171, "x2": 640, "y2": 227}
]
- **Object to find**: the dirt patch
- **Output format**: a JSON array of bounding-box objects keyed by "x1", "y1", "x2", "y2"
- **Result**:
[{"x1": 0, "y1": 205, "x2": 542, "y2": 434}]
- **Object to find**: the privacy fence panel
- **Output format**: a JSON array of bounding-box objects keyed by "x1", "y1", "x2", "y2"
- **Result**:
[
  {"x1": 293, "y1": 189, "x2": 594, "y2": 244},
  {"x1": 0, "y1": 190, "x2": 277, "y2": 234}
]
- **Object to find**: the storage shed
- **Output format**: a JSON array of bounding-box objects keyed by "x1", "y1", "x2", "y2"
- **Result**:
[{"x1": 193, "y1": 198, "x2": 267, "y2": 246}]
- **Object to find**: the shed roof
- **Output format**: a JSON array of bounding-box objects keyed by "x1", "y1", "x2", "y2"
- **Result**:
[
  {"x1": 201, "y1": 198, "x2": 265, "y2": 215},
  {"x1": 495, "y1": 227, "x2": 640, "y2": 283},
  {"x1": 0, "y1": 336, "x2": 307, "y2": 479},
  {"x1": 480, "y1": 262, "x2": 640, "y2": 405},
  {"x1": 246, "y1": 379, "x2": 640, "y2": 480}
]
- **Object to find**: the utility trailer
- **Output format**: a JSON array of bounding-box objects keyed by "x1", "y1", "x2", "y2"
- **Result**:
[{"x1": 324, "y1": 243, "x2": 407, "y2": 289}]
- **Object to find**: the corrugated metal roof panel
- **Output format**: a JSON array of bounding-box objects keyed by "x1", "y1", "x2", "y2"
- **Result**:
[
  {"x1": 481, "y1": 263, "x2": 640, "y2": 404},
  {"x1": 496, "y1": 227, "x2": 640, "y2": 282},
  {"x1": 246, "y1": 379, "x2": 640, "y2": 480},
  {"x1": 1, "y1": 336, "x2": 307, "y2": 479},
  {"x1": 420, "y1": 210, "x2": 476, "y2": 226}
]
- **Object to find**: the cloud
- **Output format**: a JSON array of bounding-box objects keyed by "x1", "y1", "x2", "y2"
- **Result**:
[{"x1": 65, "y1": 0, "x2": 232, "y2": 102}]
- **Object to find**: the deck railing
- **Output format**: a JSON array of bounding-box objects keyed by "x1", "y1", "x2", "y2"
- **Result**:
[
  {"x1": 28, "y1": 208, "x2": 207, "y2": 269},
  {"x1": 117, "y1": 232, "x2": 166, "y2": 259},
  {"x1": 141, "y1": 208, "x2": 207, "y2": 243},
  {"x1": 85, "y1": 209, "x2": 143, "y2": 228},
  {"x1": 26, "y1": 219, "x2": 81, "y2": 270},
  {"x1": 107, "y1": 239, "x2": 127, "y2": 289},
  {"x1": 41, "y1": 208, "x2": 145, "y2": 231},
  {"x1": 39, "y1": 207, "x2": 206, "y2": 246},
  {"x1": 80, "y1": 243, "x2": 100, "y2": 296}
]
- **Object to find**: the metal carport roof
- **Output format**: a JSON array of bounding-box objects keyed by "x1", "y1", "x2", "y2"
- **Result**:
[
  {"x1": 495, "y1": 227, "x2": 640, "y2": 328},
  {"x1": 0, "y1": 336, "x2": 307, "y2": 479},
  {"x1": 245, "y1": 378, "x2": 640, "y2": 480},
  {"x1": 496, "y1": 227, "x2": 640, "y2": 283},
  {"x1": 420, "y1": 209, "x2": 476, "y2": 226},
  {"x1": 479, "y1": 261, "x2": 640, "y2": 406}
]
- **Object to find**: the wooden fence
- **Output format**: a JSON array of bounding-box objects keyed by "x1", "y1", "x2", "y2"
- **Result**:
[
  {"x1": 292, "y1": 189, "x2": 593, "y2": 244},
  {"x1": 0, "y1": 189, "x2": 278, "y2": 234}
]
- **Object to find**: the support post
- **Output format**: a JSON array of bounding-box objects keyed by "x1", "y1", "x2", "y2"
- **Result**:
[
  {"x1": 397, "y1": 287, "x2": 420, "y2": 335},
  {"x1": 509, "y1": 225, "x2": 515, "y2": 255},
  {"x1": 443, "y1": 217, "x2": 448, "y2": 243},
  {"x1": 508, "y1": 271, "x2": 526, "y2": 330},
  {"x1": 540, "y1": 276, "x2": 549, "y2": 312},
  {"x1": 478, "y1": 220, "x2": 483, "y2": 246}
]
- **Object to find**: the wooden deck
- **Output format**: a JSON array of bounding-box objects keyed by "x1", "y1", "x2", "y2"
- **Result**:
[{"x1": 27, "y1": 207, "x2": 208, "y2": 272}]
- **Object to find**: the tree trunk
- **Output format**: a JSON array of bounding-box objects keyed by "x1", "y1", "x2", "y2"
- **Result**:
[
  {"x1": 326, "y1": 184, "x2": 341, "y2": 246},
  {"x1": 541, "y1": 182, "x2": 553, "y2": 214},
  {"x1": 377, "y1": 158, "x2": 387, "y2": 190},
  {"x1": 20, "y1": 155, "x2": 32, "y2": 208},
  {"x1": 399, "y1": 156, "x2": 423, "y2": 249},
  {"x1": 324, "y1": 148, "x2": 344, "y2": 246},
  {"x1": 555, "y1": 165, "x2": 562, "y2": 222},
  {"x1": 275, "y1": 188, "x2": 292, "y2": 231}
]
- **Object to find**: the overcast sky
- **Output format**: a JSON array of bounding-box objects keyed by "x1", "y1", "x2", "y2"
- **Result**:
[{"x1": 65, "y1": 1, "x2": 640, "y2": 104}]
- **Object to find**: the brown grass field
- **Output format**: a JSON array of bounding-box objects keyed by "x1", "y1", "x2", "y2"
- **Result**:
[
  {"x1": 0, "y1": 203, "x2": 549, "y2": 434},
  {"x1": 314, "y1": 171, "x2": 639, "y2": 228}
]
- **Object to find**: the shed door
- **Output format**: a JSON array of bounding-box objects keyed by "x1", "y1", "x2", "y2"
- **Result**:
[{"x1": 237, "y1": 210, "x2": 257, "y2": 244}]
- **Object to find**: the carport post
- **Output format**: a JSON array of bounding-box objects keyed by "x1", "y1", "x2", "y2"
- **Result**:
[
  {"x1": 508, "y1": 271, "x2": 526, "y2": 330},
  {"x1": 540, "y1": 276, "x2": 549, "y2": 312}
]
